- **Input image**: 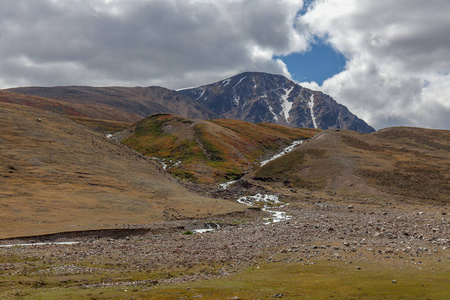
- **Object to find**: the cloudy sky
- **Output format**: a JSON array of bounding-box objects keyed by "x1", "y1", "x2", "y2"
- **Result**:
[{"x1": 1, "y1": 0, "x2": 449, "y2": 130}]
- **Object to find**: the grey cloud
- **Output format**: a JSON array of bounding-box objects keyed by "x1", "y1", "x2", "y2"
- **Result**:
[{"x1": 0, "y1": 0, "x2": 305, "y2": 89}]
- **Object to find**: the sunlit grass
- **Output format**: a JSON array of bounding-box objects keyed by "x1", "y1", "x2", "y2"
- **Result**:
[{"x1": 3, "y1": 258, "x2": 448, "y2": 299}]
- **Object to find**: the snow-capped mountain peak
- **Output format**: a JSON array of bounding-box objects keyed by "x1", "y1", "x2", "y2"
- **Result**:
[{"x1": 179, "y1": 72, "x2": 375, "y2": 133}]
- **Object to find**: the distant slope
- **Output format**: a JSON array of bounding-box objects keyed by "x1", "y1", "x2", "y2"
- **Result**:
[
  {"x1": 120, "y1": 114, "x2": 318, "y2": 184},
  {"x1": 253, "y1": 127, "x2": 450, "y2": 202},
  {"x1": 7, "y1": 86, "x2": 219, "y2": 121},
  {"x1": 0, "y1": 103, "x2": 244, "y2": 238},
  {"x1": 179, "y1": 72, "x2": 375, "y2": 133},
  {"x1": 66, "y1": 117, "x2": 133, "y2": 134},
  {"x1": 0, "y1": 89, "x2": 141, "y2": 122}
]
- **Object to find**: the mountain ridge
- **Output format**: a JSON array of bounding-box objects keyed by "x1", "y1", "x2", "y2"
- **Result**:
[
  {"x1": 6, "y1": 71, "x2": 374, "y2": 132},
  {"x1": 179, "y1": 72, "x2": 375, "y2": 133},
  {"x1": 7, "y1": 85, "x2": 219, "y2": 122}
]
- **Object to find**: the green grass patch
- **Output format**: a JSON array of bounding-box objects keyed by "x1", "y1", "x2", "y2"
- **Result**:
[
  {"x1": 122, "y1": 114, "x2": 321, "y2": 183},
  {"x1": 147, "y1": 259, "x2": 450, "y2": 299},
  {"x1": 193, "y1": 124, "x2": 224, "y2": 161},
  {"x1": 8, "y1": 258, "x2": 448, "y2": 299}
]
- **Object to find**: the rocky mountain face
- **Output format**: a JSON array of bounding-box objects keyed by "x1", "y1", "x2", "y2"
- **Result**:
[{"x1": 179, "y1": 72, "x2": 375, "y2": 133}]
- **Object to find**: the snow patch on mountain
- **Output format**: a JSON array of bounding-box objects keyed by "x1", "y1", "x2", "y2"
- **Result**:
[
  {"x1": 268, "y1": 104, "x2": 278, "y2": 121},
  {"x1": 281, "y1": 86, "x2": 294, "y2": 123},
  {"x1": 197, "y1": 89, "x2": 205, "y2": 100},
  {"x1": 308, "y1": 94, "x2": 318, "y2": 129},
  {"x1": 233, "y1": 76, "x2": 246, "y2": 89},
  {"x1": 221, "y1": 79, "x2": 230, "y2": 87},
  {"x1": 175, "y1": 86, "x2": 197, "y2": 91}
]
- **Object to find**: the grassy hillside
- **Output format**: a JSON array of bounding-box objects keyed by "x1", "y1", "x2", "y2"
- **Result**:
[
  {"x1": 121, "y1": 114, "x2": 319, "y2": 184},
  {"x1": 0, "y1": 89, "x2": 141, "y2": 122},
  {"x1": 67, "y1": 116, "x2": 133, "y2": 134},
  {"x1": 7, "y1": 86, "x2": 218, "y2": 121},
  {"x1": 0, "y1": 103, "x2": 245, "y2": 238},
  {"x1": 253, "y1": 127, "x2": 450, "y2": 203}
]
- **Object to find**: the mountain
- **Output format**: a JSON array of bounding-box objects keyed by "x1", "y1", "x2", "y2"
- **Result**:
[
  {"x1": 252, "y1": 127, "x2": 449, "y2": 202},
  {"x1": 0, "y1": 102, "x2": 243, "y2": 238},
  {"x1": 7, "y1": 86, "x2": 218, "y2": 122},
  {"x1": 179, "y1": 72, "x2": 375, "y2": 133},
  {"x1": 7, "y1": 72, "x2": 374, "y2": 132},
  {"x1": 119, "y1": 113, "x2": 318, "y2": 184}
]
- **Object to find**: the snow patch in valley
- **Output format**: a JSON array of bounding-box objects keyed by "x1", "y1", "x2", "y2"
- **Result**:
[
  {"x1": 260, "y1": 140, "x2": 304, "y2": 167},
  {"x1": 237, "y1": 193, "x2": 280, "y2": 206},
  {"x1": 193, "y1": 228, "x2": 215, "y2": 233},
  {"x1": 193, "y1": 223, "x2": 221, "y2": 234},
  {"x1": 308, "y1": 94, "x2": 318, "y2": 129},
  {"x1": 0, "y1": 242, "x2": 81, "y2": 248},
  {"x1": 281, "y1": 86, "x2": 294, "y2": 123},
  {"x1": 237, "y1": 194, "x2": 291, "y2": 224},
  {"x1": 219, "y1": 180, "x2": 236, "y2": 190},
  {"x1": 105, "y1": 134, "x2": 118, "y2": 142},
  {"x1": 150, "y1": 158, "x2": 181, "y2": 170}
]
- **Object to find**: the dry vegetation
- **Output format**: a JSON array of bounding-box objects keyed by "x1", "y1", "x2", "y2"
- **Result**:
[
  {"x1": 253, "y1": 128, "x2": 450, "y2": 204},
  {"x1": 7, "y1": 86, "x2": 218, "y2": 121},
  {"x1": 0, "y1": 90, "x2": 141, "y2": 122},
  {"x1": 0, "y1": 103, "x2": 245, "y2": 238},
  {"x1": 121, "y1": 114, "x2": 318, "y2": 183},
  {"x1": 67, "y1": 117, "x2": 133, "y2": 134},
  {"x1": 1, "y1": 99, "x2": 449, "y2": 299}
]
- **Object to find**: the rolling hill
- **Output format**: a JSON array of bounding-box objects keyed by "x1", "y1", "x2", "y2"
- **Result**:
[
  {"x1": 119, "y1": 114, "x2": 319, "y2": 184},
  {"x1": 252, "y1": 127, "x2": 450, "y2": 203},
  {"x1": 0, "y1": 103, "x2": 245, "y2": 238}
]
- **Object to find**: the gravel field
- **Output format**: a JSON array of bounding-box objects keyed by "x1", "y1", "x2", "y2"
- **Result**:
[{"x1": 1, "y1": 197, "x2": 448, "y2": 290}]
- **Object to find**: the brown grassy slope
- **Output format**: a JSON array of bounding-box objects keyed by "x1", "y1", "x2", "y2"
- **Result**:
[
  {"x1": 254, "y1": 128, "x2": 450, "y2": 203},
  {"x1": 121, "y1": 114, "x2": 319, "y2": 184},
  {"x1": 7, "y1": 86, "x2": 218, "y2": 121},
  {"x1": 66, "y1": 116, "x2": 133, "y2": 134},
  {"x1": 0, "y1": 103, "x2": 245, "y2": 238},
  {"x1": 0, "y1": 89, "x2": 142, "y2": 122}
]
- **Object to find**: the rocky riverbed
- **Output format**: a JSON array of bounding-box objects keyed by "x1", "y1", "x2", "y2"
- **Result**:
[{"x1": 1, "y1": 196, "x2": 448, "y2": 293}]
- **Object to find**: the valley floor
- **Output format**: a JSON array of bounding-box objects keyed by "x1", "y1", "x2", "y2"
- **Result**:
[{"x1": 0, "y1": 193, "x2": 449, "y2": 299}]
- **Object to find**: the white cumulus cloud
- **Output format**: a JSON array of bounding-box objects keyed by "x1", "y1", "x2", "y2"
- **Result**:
[
  {"x1": 299, "y1": 0, "x2": 450, "y2": 129},
  {"x1": 0, "y1": 0, "x2": 307, "y2": 89}
]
